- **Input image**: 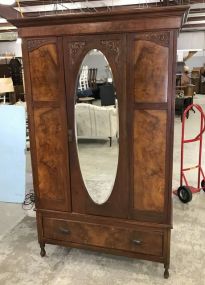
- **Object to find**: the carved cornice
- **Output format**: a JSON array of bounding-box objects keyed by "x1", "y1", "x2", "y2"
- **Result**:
[
  {"x1": 27, "y1": 38, "x2": 52, "y2": 52},
  {"x1": 70, "y1": 41, "x2": 86, "y2": 65},
  {"x1": 100, "y1": 40, "x2": 120, "y2": 63},
  {"x1": 135, "y1": 32, "x2": 169, "y2": 47}
]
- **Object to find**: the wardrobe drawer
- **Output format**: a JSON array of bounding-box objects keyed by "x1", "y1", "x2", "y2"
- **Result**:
[{"x1": 43, "y1": 217, "x2": 164, "y2": 257}]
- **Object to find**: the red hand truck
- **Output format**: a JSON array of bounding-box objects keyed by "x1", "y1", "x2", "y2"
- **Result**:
[{"x1": 174, "y1": 103, "x2": 205, "y2": 203}]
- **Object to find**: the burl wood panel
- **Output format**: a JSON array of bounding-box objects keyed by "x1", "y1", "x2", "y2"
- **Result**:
[
  {"x1": 29, "y1": 43, "x2": 59, "y2": 101},
  {"x1": 33, "y1": 107, "x2": 68, "y2": 210},
  {"x1": 134, "y1": 40, "x2": 168, "y2": 103},
  {"x1": 43, "y1": 217, "x2": 163, "y2": 257},
  {"x1": 133, "y1": 110, "x2": 167, "y2": 212}
]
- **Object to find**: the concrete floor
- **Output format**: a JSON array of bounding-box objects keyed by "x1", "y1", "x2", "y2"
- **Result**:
[
  {"x1": 0, "y1": 150, "x2": 33, "y2": 240},
  {"x1": 1, "y1": 94, "x2": 205, "y2": 237}
]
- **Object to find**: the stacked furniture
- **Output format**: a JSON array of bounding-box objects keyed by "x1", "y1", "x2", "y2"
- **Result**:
[{"x1": 11, "y1": 5, "x2": 188, "y2": 278}]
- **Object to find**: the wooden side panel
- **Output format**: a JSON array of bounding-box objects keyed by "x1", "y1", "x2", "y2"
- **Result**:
[
  {"x1": 29, "y1": 44, "x2": 59, "y2": 101},
  {"x1": 127, "y1": 32, "x2": 173, "y2": 223},
  {"x1": 134, "y1": 38, "x2": 168, "y2": 103},
  {"x1": 24, "y1": 38, "x2": 71, "y2": 211},
  {"x1": 33, "y1": 107, "x2": 68, "y2": 202},
  {"x1": 133, "y1": 110, "x2": 167, "y2": 212}
]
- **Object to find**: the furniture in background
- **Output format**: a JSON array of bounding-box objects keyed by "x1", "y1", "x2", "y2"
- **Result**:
[
  {"x1": 99, "y1": 83, "x2": 116, "y2": 106},
  {"x1": 78, "y1": 97, "x2": 95, "y2": 104},
  {"x1": 88, "y1": 68, "x2": 97, "y2": 89},
  {"x1": 12, "y1": 5, "x2": 188, "y2": 278},
  {"x1": 0, "y1": 77, "x2": 14, "y2": 104},
  {"x1": 175, "y1": 96, "x2": 193, "y2": 121},
  {"x1": 200, "y1": 67, "x2": 205, "y2": 94},
  {"x1": 191, "y1": 69, "x2": 200, "y2": 94},
  {"x1": 0, "y1": 64, "x2": 11, "y2": 78},
  {"x1": 0, "y1": 57, "x2": 24, "y2": 103},
  {"x1": 75, "y1": 103, "x2": 118, "y2": 146}
]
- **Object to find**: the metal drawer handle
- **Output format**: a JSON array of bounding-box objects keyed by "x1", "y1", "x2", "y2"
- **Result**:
[
  {"x1": 132, "y1": 239, "x2": 142, "y2": 245},
  {"x1": 59, "y1": 227, "x2": 70, "y2": 235}
]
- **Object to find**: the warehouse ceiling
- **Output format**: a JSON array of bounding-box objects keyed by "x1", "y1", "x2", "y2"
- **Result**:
[{"x1": 1, "y1": 0, "x2": 205, "y2": 40}]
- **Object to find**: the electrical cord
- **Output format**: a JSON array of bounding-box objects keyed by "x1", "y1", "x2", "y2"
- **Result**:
[{"x1": 22, "y1": 189, "x2": 35, "y2": 210}]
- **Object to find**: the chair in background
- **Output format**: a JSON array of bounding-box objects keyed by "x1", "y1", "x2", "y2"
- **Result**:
[
  {"x1": 88, "y1": 68, "x2": 98, "y2": 89},
  {"x1": 99, "y1": 84, "x2": 116, "y2": 106}
]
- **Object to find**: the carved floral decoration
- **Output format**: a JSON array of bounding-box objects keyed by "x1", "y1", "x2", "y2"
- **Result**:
[
  {"x1": 136, "y1": 32, "x2": 169, "y2": 47},
  {"x1": 100, "y1": 40, "x2": 120, "y2": 63},
  {"x1": 27, "y1": 39, "x2": 52, "y2": 52},
  {"x1": 70, "y1": 42, "x2": 86, "y2": 65}
]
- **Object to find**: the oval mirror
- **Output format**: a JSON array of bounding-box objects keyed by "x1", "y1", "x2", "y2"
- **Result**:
[{"x1": 75, "y1": 49, "x2": 119, "y2": 204}]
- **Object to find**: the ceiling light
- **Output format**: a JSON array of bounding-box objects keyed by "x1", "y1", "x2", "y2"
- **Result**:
[{"x1": 0, "y1": 0, "x2": 15, "y2": 5}]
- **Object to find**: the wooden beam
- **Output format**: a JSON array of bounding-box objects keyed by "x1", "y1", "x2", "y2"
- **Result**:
[
  {"x1": 183, "y1": 22, "x2": 205, "y2": 28},
  {"x1": 14, "y1": 0, "x2": 100, "y2": 6},
  {"x1": 189, "y1": 8, "x2": 205, "y2": 14},
  {"x1": 15, "y1": 0, "x2": 99, "y2": 5},
  {"x1": 188, "y1": 16, "x2": 205, "y2": 21},
  {"x1": 0, "y1": 4, "x2": 21, "y2": 20},
  {"x1": 16, "y1": 2, "x2": 163, "y2": 18}
]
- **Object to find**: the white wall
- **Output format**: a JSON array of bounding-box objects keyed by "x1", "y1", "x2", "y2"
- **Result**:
[
  {"x1": 0, "y1": 41, "x2": 22, "y2": 57},
  {"x1": 82, "y1": 52, "x2": 111, "y2": 81},
  {"x1": 178, "y1": 32, "x2": 205, "y2": 50},
  {"x1": 186, "y1": 55, "x2": 205, "y2": 70},
  {"x1": 177, "y1": 32, "x2": 205, "y2": 70}
]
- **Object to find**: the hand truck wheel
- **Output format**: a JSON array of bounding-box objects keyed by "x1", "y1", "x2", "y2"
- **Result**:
[
  {"x1": 201, "y1": 180, "x2": 205, "y2": 192},
  {"x1": 177, "y1": 186, "x2": 192, "y2": 203}
]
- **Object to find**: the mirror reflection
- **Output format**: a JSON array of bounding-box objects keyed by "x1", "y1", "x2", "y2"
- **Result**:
[{"x1": 75, "y1": 49, "x2": 119, "y2": 204}]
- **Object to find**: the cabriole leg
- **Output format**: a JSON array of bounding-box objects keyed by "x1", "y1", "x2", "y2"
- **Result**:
[
  {"x1": 164, "y1": 264, "x2": 169, "y2": 279},
  {"x1": 40, "y1": 242, "x2": 46, "y2": 257}
]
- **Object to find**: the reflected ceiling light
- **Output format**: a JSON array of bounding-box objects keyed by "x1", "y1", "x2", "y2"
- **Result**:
[{"x1": 0, "y1": 0, "x2": 15, "y2": 5}]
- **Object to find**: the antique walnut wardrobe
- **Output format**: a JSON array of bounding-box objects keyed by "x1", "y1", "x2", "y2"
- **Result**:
[{"x1": 11, "y1": 6, "x2": 188, "y2": 279}]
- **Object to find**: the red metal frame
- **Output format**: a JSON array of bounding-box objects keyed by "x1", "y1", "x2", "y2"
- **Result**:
[{"x1": 175, "y1": 104, "x2": 205, "y2": 194}]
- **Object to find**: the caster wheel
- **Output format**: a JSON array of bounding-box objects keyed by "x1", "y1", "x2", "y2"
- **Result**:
[
  {"x1": 177, "y1": 186, "x2": 192, "y2": 203},
  {"x1": 201, "y1": 180, "x2": 205, "y2": 192}
]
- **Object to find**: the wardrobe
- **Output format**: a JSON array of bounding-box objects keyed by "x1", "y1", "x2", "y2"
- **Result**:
[{"x1": 11, "y1": 5, "x2": 188, "y2": 278}]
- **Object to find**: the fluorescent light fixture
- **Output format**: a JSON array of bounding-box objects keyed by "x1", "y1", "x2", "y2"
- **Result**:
[
  {"x1": 0, "y1": 0, "x2": 15, "y2": 5},
  {"x1": 177, "y1": 49, "x2": 203, "y2": 52}
]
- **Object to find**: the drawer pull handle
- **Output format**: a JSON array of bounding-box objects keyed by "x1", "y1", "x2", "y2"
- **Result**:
[
  {"x1": 59, "y1": 227, "x2": 70, "y2": 235},
  {"x1": 133, "y1": 239, "x2": 142, "y2": 245}
]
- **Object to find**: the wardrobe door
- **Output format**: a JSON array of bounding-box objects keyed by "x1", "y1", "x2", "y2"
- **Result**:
[
  {"x1": 64, "y1": 34, "x2": 129, "y2": 218},
  {"x1": 22, "y1": 37, "x2": 71, "y2": 211},
  {"x1": 128, "y1": 31, "x2": 176, "y2": 224}
]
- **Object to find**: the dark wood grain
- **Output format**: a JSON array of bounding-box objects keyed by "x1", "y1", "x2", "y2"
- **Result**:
[
  {"x1": 33, "y1": 107, "x2": 68, "y2": 207},
  {"x1": 134, "y1": 38, "x2": 168, "y2": 103},
  {"x1": 64, "y1": 34, "x2": 129, "y2": 218},
  {"x1": 18, "y1": 6, "x2": 188, "y2": 277},
  {"x1": 43, "y1": 217, "x2": 164, "y2": 257},
  {"x1": 29, "y1": 42, "x2": 59, "y2": 102},
  {"x1": 24, "y1": 38, "x2": 71, "y2": 211},
  {"x1": 133, "y1": 110, "x2": 167, "y2": 213}
]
